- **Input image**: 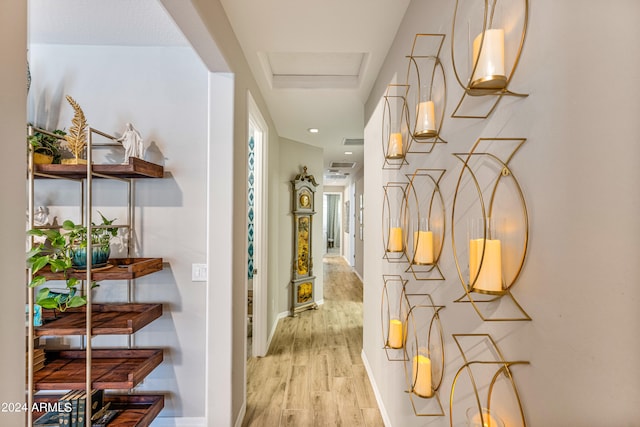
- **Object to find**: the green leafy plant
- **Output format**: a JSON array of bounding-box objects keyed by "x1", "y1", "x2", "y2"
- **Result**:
[
  {"x1": 28, "y1": 128, "x2": 66, "y2": 164},
  {"x1": 26, "y1": 212, "x2": 117, "y2": 312}
]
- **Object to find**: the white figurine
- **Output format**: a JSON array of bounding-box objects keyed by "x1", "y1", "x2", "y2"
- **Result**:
[{"x1": 117, "y1": 123, "x2": 144, "y2": 163}]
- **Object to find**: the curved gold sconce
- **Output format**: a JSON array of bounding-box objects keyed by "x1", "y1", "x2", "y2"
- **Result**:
[
  {"x1": 451, "y1": 138, "x2": 530, "y2": 321},
  {"x1": 450, "y1": 0, "x2": 529, "y2": 118},
  {"x1": 404, "y1": 169, "x2": 446, "y2": 281},
  {"x1": 383, "y1": 182, "x2": 409, "y2": 263},
  {"x1": 449, "y1": 334, "x2": 529, "y2": 427},
  {"x1": 403, "y1": 296, "x2": 446, "y2": 416},
  {"x1": 405, "y1": 34, "x2": 448, "y2": 153},
  {"x1": 382, "y1": 84, "x2": 411, "y2": 169},
  {"x1": 381, "y1": 275, "x2": 410, "y2": 361}
]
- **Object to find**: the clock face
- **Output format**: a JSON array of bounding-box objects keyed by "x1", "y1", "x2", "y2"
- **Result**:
[{"x1": 299, "y1": 192, "x2": 311, "y2": 208}]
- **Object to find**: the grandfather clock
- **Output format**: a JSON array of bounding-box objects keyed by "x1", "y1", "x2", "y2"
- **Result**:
[{"x1": 291, "y1": 166, "x2": 319, "y2": 316}]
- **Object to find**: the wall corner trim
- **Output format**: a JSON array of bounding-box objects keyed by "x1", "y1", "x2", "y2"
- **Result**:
[{"x1": 361, "y1": 349, "x2": 393, "y2": 427}]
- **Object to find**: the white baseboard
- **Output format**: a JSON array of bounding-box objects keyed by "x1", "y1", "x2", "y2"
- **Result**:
[
  {"x1": 150, "y1": 417, "x2": 206, "y2": 426},
  {"x1": 353, "y1": 269, "x2": 363, "y2": 282},
  {"x1": 267, "y1": 310, "x2": 289, "y2": 351},
  {"x1": 234, "y1": 401, "x2": 247, "y2": 427},
  {"x1": 361, "y1": 349, "x2": 392, "y2": 427}
]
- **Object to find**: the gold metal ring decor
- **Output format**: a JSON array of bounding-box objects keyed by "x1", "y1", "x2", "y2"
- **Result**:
[
  {"x1": 451, "y1": 138, "x2": 531, "y2": 321},
  {"x1": 402, "y1": 296, "x2": 446, "y2": 417},
  {"x1": 382, "y1": 182, "x2": 410, "y2": 263},
  {"x1": 404, "y1": 169, "x2": 446, "y2": 281},
  {"x1": 449, "y1": 334, "x2": 529, "y2": 427},
  {"x1": 382, "y1": 84, "x2": 411, "y2": 169},
  {"x1": 405, "y1": 34, "x2": 448, "y2": 154},
  {"x1": 450, "y1": 0, "x2": 529, "y2": 118},
  {"x1": 380, "y1": 275, "x2": 410, "y2": 361}
]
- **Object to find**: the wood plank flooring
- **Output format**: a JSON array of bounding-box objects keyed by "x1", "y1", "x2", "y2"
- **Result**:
[{"x1": 242, "y1": 256, "x2": 384, "y2": 427}]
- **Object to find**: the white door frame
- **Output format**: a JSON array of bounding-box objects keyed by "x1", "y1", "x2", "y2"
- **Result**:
[
  {"x1": 323, "y1": 191, "x2": 343, "y2": 256},
  {"x1": 247, "y1": 91, "x2": 268, "y2": 357}
]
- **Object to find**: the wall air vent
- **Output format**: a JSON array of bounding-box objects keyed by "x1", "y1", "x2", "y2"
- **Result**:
[
  {"x1": 342, "y1": 138, "x2": 364, "y2": 146},
  {"x1": 330, "y1": 161, "x2": 356, "y2": 169}
]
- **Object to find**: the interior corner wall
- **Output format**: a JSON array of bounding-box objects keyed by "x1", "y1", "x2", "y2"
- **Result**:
[
  {"x1": 0, "y1": 1, "x2": 26, "y2": 425},
  {"x1": 278, "y1": 138, "x2": 324, "y2": 310},
  {"x1": 27, "y1": 44, "x2": 209, "y2": 421},
  {"x1": 362, "y1": 0, "x2": 640, "y2": 426}
]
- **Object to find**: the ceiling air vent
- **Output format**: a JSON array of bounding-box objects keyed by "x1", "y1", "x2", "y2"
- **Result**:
[
  {"x1": 342, "y1": 138, "x2": 364, "y2": 146},
  {"x1": 330, "y1": 161, "x2": 356, "y2": 169}
]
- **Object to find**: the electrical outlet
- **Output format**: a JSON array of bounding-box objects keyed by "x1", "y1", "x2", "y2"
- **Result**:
[{"x1": 192, "y1": 263, "x2": 207, "y2": 282}]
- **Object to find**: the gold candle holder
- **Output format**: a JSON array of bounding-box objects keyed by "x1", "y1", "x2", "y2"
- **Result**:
[
  {"x1": 450, "y1": 0, "x2": 529, "y2": 118},
  {"x1": 405, "y1": 34, "x2": 448, "y2": 153},
  {"x1": 382, "y1": 84, "x2": 411, "y2": 169},
  {"x1": 451, "y1": 138, "x2": 530, "y2": 321},
  {"x1": 383, "y1": 182, "x2": 409, "y2": 263},
  {"x1": 380, "y1": 275, "x2": 410, "y2": 361}
]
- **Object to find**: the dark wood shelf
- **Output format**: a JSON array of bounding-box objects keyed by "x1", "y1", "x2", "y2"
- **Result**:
[
  {"x1": 39, "y1": 257, "x2": 163, "y2": 281},
  {"x1": 34, "y1": 348, "x2": 163, "y2": 390},
  {"x1": 34, "y1": 157, "x2": 164, "y2": 179},
  {"x1": 36, "y1": 303, "x2": 163, "y2": 336},
  {"x1": 34, "y1": 393, "x2": 164, "y2": 427}
]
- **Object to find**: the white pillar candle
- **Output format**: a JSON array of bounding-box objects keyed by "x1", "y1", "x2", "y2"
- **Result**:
[
  {"x1": 388, "y1": 227, "x2": 403, "y2": 252},
  {"x1": 414, "y1": 101, "x2": 436, "y2": 137},
  {"x1": 471, "y1": 28, "x2": 506, "y2": 89},
  {"x1": 388, "y1": 318, "x2": 404, "y2": 349},
  {"x1": 469, "y1": 238, "x2": 502, "y2": 292},
  {"x1": 413, "y1": 230, "x2": 434, "y2": 264},
  {"x1": 411, "y1": 354, "x2": 432, "y2": 397},
  {"x1": 388, "y1": 133, "x2": 403, "y2": 158},
  {"x1": 469, "y1": 410, "x2": 504, "y2": 427}
]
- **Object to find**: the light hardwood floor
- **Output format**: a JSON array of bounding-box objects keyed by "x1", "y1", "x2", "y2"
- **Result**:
[{"x1": 242, "y1": 256, "x2": 384, "y2": 427}]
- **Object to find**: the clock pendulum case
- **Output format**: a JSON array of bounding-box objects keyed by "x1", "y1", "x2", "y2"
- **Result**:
[{"x1": 290, "y1": 166, "x2": 319, "y2": 316}]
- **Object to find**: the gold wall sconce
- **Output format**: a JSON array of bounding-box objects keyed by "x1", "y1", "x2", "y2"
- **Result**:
[
  {"x1": 405, "y1": 34, "x2": 448, "y2": 153},
  {"x1": 449, "y1": 334, "x2": 529, "y2": 427},
  {"x1": 403, "y1": 296, "x2": 446, "y2": 416},
  {"x1": 383, "y1": 182, "x2": 410, "y2": 263},
  {"x1": 450, "y1": 0, "x2": 529, "y2": 118},
  {"x1": 404, "y1": 169, "x2": 446, "y2": 281},
  {"x1": 382, "y1": 84, "x2": 411, "y2": 169},
  {"x1": 451, "y1": 138, "x2": 530, "y2": 321},
  {"x1": 381, "y1": 275, "x2": 410, "y2": 361}
]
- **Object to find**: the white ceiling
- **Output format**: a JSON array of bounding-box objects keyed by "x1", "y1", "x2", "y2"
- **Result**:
[{"x1": 29, "y1": 0, "x2": 411, "y2": 186}]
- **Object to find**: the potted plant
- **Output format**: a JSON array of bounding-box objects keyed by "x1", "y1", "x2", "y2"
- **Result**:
[
  {"x1": 26, "y1": 212, "x2": 118, "y2": 312},
  {"x1": 28, "y1": 128, "x2": 66, "y2": 164}
]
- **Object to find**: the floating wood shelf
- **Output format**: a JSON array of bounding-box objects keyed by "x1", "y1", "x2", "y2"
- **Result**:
[
  {"x1": 33, "y1": 348, "x2": 163, "y2": 390},
  {"x1": 36, "y1": 303, "x2": 163, "y2": 336},
  {"x1": 39, "y1": 257, "x2": 164, "y2": 281},
  {"x1": 34, "y1": 157, "x2": 164, "y2": 179},
  {"x1": 34, "y1": 393, "x2": 164, "y2": 427}
]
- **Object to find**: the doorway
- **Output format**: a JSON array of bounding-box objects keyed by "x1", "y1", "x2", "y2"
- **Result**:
[
  {"x1": 323, "y1": 193, "x2": 342, "y2": 256},
  {"x1": 247, "y1": 91, "x2": 268, "y2": 358}
]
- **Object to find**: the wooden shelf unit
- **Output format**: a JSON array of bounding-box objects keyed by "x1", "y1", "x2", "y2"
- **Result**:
[
  {"x1": 34, "y1": 157, "x2": 164, "y2": 179},
  {"x1": 33, "y1": 349, "x2": 163, "y2": 391},
  {"x1": 36, "y1": 303, "x2": 163, "y2": 336},
  {"x1": 26, "y1": 129, "x2": 168, "y2": 426},
  {"x1": 34, "y1": 394, "x2": 164, "y2": 427},
  {"x1": 38, "y1": 257, "x2": 164, "y2": 281}
]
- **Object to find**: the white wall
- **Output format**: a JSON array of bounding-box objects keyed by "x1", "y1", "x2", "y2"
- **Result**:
[
  {"x1": 27, "y1": 44, "x2": 209, "y2": 420},
  {"x1": 278, "y1": 138, "x2": 324, "y2": 310},
  {"x1": 0, "y1": 1, "x2": 27, "y2": 425},
  {"x1": 363, "y1": 0, "x2": 640, "y2": 426}
]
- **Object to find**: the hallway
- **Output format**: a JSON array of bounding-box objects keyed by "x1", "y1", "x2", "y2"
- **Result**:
[{"x1": 242, "y1": 256, "x2": 384, "y2": 426}]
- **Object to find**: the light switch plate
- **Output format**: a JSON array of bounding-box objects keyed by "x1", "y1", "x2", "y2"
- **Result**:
[{"x1": 192, "y1": 263, "x2": 207, "y2": 282}]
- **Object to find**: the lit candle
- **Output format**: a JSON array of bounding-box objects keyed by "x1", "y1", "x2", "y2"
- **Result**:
[
  {"x1": 471, "y1": 28, "x2": 506, "y2": 90},
  {"x1": 414, "y1": 101, "x2": 436, "y2": 138},
  {"x1": 411, "y1": 354, "x2": 432, "y2": 397},
  {"x1": 469, "y1": 238, "x2": 502, "y2": 292},
  {"x1": 413, "y1": 230, "x2": 434, "y2": 264},
  {"x1": 388, "y1": 133, "x2": 403, "y2": 158},
  {"x1": 388, "y1": 227, "x2": 403, "y2": 252},
  {"x1": 387, "y1": 318, "x2": 404, "y2": 349},
  {"x1": 468, "y1": 410, "x2": 504, "y2": 427}
]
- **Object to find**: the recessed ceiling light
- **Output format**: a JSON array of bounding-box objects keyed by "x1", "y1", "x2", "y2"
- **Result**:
[
  {"x1": 344, "y1": 151, "x2": 353, "y2": 155},
  {"x1": 308, "y1": 128, "x2": 319, "y2": 134}
]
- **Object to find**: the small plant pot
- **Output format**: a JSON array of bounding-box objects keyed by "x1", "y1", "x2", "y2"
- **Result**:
[
  {"x1": 33, "y1": 152, "x2": 54, "y2": 164},
  {"x1": 71, "y1": 245, "x2": 110, "y2": 269}
]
